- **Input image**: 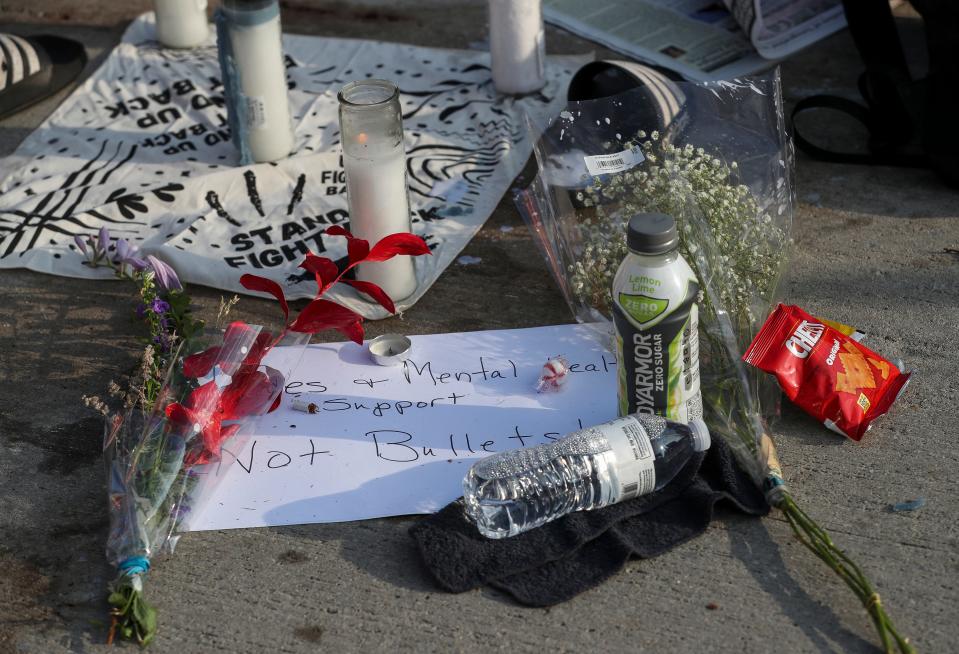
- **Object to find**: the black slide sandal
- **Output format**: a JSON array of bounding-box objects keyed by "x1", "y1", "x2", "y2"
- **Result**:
[{"x1": 0, "y1": 33, "x2": 87, "y2": 121}]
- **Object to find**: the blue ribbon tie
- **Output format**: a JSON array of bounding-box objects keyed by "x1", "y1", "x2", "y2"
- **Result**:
[{"x1": 118, "y1": 556, "x2": 151, "y2": 577}]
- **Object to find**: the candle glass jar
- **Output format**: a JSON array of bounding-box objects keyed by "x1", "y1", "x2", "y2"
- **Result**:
[
  {"x1": 337, "y1": 80, "x2": 418, "y2": 303},
  {"x1": 488, "y1": 0, "x2": 545, "y2": 95}
]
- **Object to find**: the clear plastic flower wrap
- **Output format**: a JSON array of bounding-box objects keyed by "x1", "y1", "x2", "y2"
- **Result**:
[
  {"x1": 102, "y1": 321, "x2": 309, "y2": 645},
  {"x1": 94, "y1": 226, "x2": 431, "y2": 645},
  {"x1": 518, "y1": 68, "x2": 790, "y2": 477},
  {"x1": 515, "y1": 67, "x2": 914, "y2": 653}
]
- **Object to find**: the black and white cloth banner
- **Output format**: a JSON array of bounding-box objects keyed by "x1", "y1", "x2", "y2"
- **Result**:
[{"x1": 0, "y1": 15, "x2": 585, "y2": 317}]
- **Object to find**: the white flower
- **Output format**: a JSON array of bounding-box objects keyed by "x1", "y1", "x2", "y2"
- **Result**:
[{"x1": 571, "y1": 133, "x2": 788, "y2": 328}]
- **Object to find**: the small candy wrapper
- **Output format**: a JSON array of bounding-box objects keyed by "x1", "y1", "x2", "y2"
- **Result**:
[
  {"x1": 536, "y1": 356, "x2": 571, "y2": 393},
  {"x1": 743, "y1": 304, "x2": 911, "y2": 440}
]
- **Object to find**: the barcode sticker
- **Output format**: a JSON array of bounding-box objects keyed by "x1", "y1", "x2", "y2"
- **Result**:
[
  {"x1": 584, "y1": 146, "x2": 645, "y2": 177},
  {"x1": 245, "y1": 95, "x2": 267, "y2": 130}
]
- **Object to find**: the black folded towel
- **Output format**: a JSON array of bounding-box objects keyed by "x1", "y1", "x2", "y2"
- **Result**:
[{"x1": 409, "y1": 437, "x2": 769, "y2": 606}]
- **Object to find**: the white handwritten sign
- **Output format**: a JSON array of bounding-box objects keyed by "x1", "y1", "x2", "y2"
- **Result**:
[{"x1": 185, "y1": 324, "x2": 617, "y2": 531}]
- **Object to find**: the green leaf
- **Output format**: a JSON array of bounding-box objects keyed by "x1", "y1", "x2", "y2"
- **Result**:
[
  {"x1": 121, "y1": 593, "x2": 159, "y2": 647},
  {"x1": 141, "y1": 603, "x2": 158, "y2": 636},
  {"x1": 108, "y1": 591, "x2": 126, "y2": 606},
  {"x1": 132, "y1": 596, "x2": 146, "y2": 624}
]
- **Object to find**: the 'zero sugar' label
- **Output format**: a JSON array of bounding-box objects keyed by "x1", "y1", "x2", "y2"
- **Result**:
[{"x1": 596, "y1": 415, "x2": 656, "y2": 501}]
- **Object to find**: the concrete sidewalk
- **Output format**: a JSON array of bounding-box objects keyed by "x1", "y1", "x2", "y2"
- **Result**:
[{"x1": 1, "y1": 2, "x2": 957, "y2": 653}]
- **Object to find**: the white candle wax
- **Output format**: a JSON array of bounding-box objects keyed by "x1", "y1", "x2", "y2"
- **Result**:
[
  {"x1": 228, "y1": 14, "x2": 294, "y2": 162},
  {"x1": 154, "y1": 0, "x2": 209, "y2": 49},
  {"x1": 343, "y1": 144, "x2": 417, "y2": 302},
  {"x1": 488, "y1": 0, "x2": 546, "y2": 95}
]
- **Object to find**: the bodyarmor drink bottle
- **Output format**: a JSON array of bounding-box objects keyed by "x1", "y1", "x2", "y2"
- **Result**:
[{"x1": 612, "y1": 212, "x2": 701, "y2": 421}]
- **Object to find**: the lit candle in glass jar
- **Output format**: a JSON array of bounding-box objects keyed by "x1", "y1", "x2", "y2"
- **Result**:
[{"x1": 338, "y1": 80, "x2": 418, "y2": 302}]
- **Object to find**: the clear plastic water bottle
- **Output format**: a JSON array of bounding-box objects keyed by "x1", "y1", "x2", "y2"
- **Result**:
[{"x1": 463, "y1": 414, "x2": 711, "y2": 539}]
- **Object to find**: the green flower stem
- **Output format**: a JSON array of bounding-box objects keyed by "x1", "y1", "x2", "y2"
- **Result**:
[
  {"x1": 777, "y1": 494, "x2": 915, "y2": 654},
  {"x1": 107, "y1": 579, "x2": 157, "y2": 647}
]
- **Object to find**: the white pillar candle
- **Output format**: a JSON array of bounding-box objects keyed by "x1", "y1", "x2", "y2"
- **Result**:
[
  {"x1": 344, "y1": 147, "x2": 417, "y2": 301},
  {"x1": 338, "y1": 80, "x2": 418, "y2": 303},
  {"x1": 488, "y1": 0, "x2": 546, "y2": 95},
  {"x1": 154, "y1": 0, "x2": 209, "y2": 49},
  {"x1": 221, "y1": 0, "x2": 294, "y2": 163}
]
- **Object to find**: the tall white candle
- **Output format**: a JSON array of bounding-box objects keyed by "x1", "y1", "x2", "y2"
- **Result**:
[
  {"x1": 222, "y1": 0, "x2": 294, "y2": 163},
  {"x1": 488, "y1": 0, "x2": 546, "y2": 95},
  {"x1": 344, "y1": 146, "x2": 417, "y2": 301},
  {"x1": 154, "y1": 0, "x2": 209, "y2": 49},
  {"x1": 338, "y1": 80, "x2": 418, "y2": 303}
]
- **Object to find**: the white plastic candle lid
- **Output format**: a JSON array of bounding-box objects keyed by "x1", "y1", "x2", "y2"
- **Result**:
[{"x1": 368, "y1": 334, "x2": 412, "y2": 366}]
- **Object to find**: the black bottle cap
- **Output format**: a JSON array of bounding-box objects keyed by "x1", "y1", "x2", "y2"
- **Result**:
[{"x1": 626, "y1": 212, "x2": 678, "y2": 255}]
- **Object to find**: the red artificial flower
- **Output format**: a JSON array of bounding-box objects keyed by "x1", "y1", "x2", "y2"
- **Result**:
[
  {"x1": 299, "y1": 252, "x2": 340, "y2": 295},
  {"x1": 172, "y1": 230, "x2": 432, "y2": 464},
  {"x1": 182, "y1": 322, "x2": 274, "y2": 379},
  {"x1": 166, "y1": 381, "x2": 237, "y2": 465},
  {"x1": 241, "y1": 228, "x2": 430, "y2": 344},
  {"x1": 323, "y1": 225, "x2": 431, "y2": 266},
  {"x1": 237, "y1": 275, "x2": 290, "y2": 324},
  {"x1": 221, "y1": 365, "x2": 285, "y2": 417},
  {"x1": 288, "y1": 299, "x2": 364, "y2": 345},
  {"x1": 167, "y1": 366, "x2": 283, "y2": 464}
]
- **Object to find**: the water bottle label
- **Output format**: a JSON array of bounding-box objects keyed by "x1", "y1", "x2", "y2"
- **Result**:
[{"x1": 598, "y1": 416, "x2": 656, "y2": 501}]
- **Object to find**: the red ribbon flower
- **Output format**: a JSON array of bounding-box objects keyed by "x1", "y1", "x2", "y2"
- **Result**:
[
  {"x1": 182, "y1": 321, "x2": 274, "y2": 379},
  {"x1": 166, "y1": 381, "x2": 238, "y2": 465},
  {"x1": 167, "y1": 366, "x2": 283, "y2": 464}
]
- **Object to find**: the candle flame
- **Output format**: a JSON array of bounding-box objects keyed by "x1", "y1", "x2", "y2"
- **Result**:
[{"x1": 357, "y1": 132, "x2": 368, "y2": 145}]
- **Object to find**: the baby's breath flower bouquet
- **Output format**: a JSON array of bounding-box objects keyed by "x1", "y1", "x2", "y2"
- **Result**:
[{"x1": 517, "y1": 69, "x2": 912, "y2": 652}]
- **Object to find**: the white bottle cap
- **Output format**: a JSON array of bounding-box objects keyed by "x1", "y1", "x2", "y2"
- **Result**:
[{"x1": 688, "y1": 419, "x2": 711, "y2": 452}]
